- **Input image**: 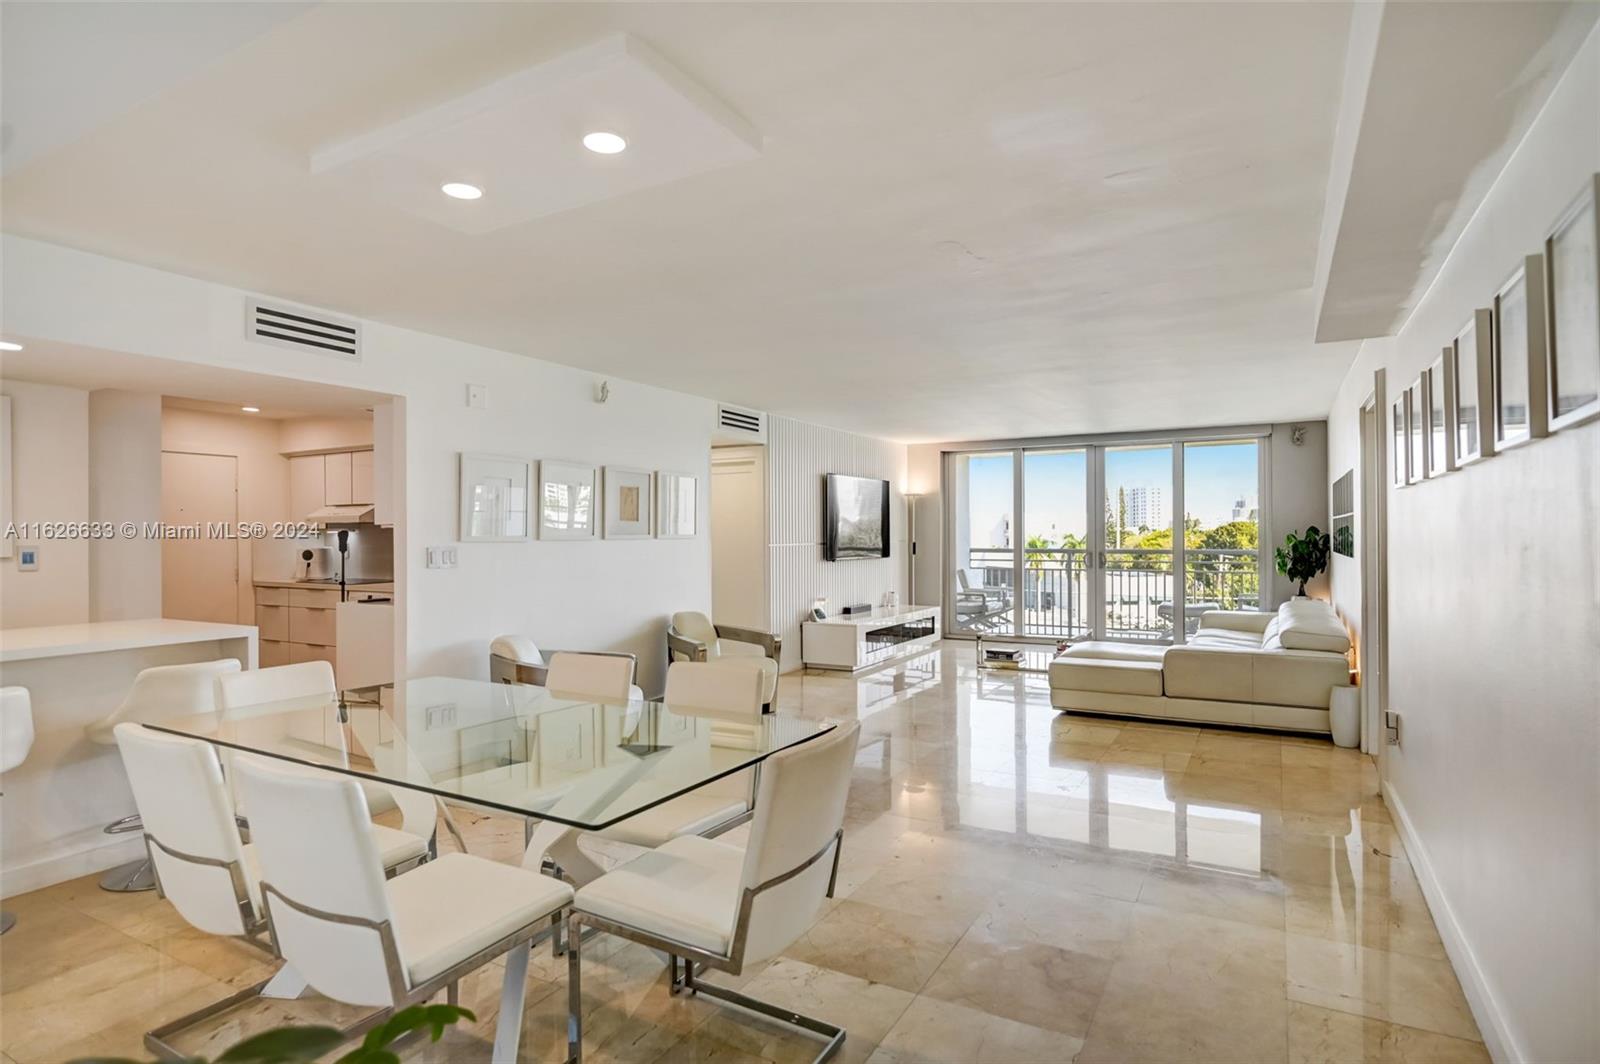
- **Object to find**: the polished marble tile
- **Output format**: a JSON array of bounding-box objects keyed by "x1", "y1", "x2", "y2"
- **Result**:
[{"x1": 0, "y1": 644, "x2": 1486, "y2": 1064}]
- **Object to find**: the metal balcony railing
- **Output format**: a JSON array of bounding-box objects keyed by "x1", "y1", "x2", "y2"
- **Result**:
[{"x1": 958, "y1": 546, "x2": 1260, "y2": 641}]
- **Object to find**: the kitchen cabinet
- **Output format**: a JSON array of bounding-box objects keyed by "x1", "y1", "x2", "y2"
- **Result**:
[
  {"x1": 255, "y1": 581, "x2": 393, "y2": 686},
  {"x1": 288, "y1": 455, "x2": 325, "y2": 523},
  {"x1": 372, "y1": 404, "x2": 393, "y2": 525},
  {"x1": 351, "y1": 450, "x2": 374, "y2": 505},
  {"x1": 324, "y1": 452, "x2": 353, "y2": 505}
]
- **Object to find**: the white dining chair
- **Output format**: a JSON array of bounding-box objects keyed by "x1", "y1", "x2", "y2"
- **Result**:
[
  {"x1": 490, "y1": 636, "x2": 645, "y2": 701},
  {"x1": 596, "y1": 660, "x2": 766, "y2": 848},
  {"x1": 235, "y1": 753, "x2": 573, "y2": 1061},
  {"x1": 217, "y1": 662, "x2": 436, "y2": 865},
  {"x1": 565, "y1": 719, "x2": 861, "y2": 1063},
  {"x1": 114, "y1": 722, "x2": 442, "y2": 1056},
  {"x1": 666, "y1": 611, "x2": 781, "y2": 711},
  {"x1": 1, "y1": 687, "x2": 35, "y2": 935},
  {"x1": 87, "y1": 659, "x2": 242, "y2": 892},
  {"x1": 544, "y1": 651, "x2": 636, "y2": 704}
]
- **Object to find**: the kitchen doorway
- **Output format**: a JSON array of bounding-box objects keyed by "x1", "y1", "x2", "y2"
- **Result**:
[{"x1": 160, "y1": 450, "x2": 239, "y2": 624}]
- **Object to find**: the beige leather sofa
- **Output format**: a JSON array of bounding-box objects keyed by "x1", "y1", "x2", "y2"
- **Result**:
[{"x1": 1048, "y1": 598, "x2": 1351, "y2": 733}]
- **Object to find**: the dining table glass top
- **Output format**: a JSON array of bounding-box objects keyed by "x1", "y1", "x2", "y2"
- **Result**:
[{"x1": 148, "y1": 676, "x2": 835, "y2": 831}]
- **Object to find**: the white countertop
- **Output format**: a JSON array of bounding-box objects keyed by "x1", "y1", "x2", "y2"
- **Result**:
[
  {"x1": 253, "y1": 579, "x2": 395, "y2": 591},
  {"x1": 0, "y1": 619, "x2": 258, "y2": 663}
]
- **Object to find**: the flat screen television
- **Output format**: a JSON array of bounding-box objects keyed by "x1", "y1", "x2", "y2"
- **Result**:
[{"x1": 824, "y1": 474, "x2": 891, "y2": 561}]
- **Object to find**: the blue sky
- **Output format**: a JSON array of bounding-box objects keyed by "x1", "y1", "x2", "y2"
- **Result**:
[{"x1": 965, "y1": 442, "x2": 1258, "y2": 546}]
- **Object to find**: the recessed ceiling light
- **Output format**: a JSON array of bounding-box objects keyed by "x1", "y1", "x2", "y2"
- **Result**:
[
  {"x1": 582, "y1": 131, "x2": 627, "y2": 155},
  {"x1": 441, "y1": 182, "x2": 483, "y2": 200},
  {"x1": 241, "y1": 406, "x2": 261, "y2": 413},
  {"x1": 0, "y1": 341, "x2": 22, "y2": 351}
]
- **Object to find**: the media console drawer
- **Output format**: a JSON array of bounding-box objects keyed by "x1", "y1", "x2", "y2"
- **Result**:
[{"x1": 801, "y1": 606, "x2": 941, "y2": 673}]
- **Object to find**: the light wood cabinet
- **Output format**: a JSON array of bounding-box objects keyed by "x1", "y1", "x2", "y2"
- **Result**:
[
  {"x1": 288, "y1": 605, "x2": 336, "y2": 646},
  {"x1": 324, "y1": 451, "x2": 353, "y2": 506},
  {"x1": 288, "y1": 455, "x2": 325, "y2": 520},
  {"x1": 260, "y1": 639, "x2": 291, "y2": 668},
  {"x1": 257, "y1": 582, "x2": 342, "y2": 674},
  {"x1": 350, "y1": 450, "x2": 374, "y2": 505},
  {"x1": 255, "y1": 604, "x2": 289, "y2": 641}
]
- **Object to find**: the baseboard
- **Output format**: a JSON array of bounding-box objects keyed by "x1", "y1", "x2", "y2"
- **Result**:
[
  {"x1": 1382, "y1": 780, "x2": 1521, "y2": 1064},
  {"x1": 0, "y1": 832, "x2": 145, "y2": 898}
]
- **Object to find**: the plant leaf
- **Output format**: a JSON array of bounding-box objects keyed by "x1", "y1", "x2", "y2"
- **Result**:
[{"x1": 215, "y1": 1026, "x2": 346, "y2": 1063}]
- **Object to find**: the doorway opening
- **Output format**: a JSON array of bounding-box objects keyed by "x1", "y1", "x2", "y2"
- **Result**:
[{"x1": 709, "y1": 444, "x2": 767, "y2": 630}]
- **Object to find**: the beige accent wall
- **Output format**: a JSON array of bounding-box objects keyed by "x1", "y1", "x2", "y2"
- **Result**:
[
  {"x1": 0, "y1": 379, "x2": 90, "y2": 627},
  {"x1": 88, "y1": 390, "x2": 161, "y2": 621}
]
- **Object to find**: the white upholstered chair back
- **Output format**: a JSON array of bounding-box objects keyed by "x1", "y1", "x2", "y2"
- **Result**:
[
  {"x1": 217, "y1": 660, "x2": 334, "y2": 711},
  {"x1": 545, "y1": 652, "x2": 634, "y2": 704},
  {"x1": 0, "y1": 687, "x2": 34, "y2": 775},
  {"x1": 235, "y1": 754, "x2": 401, "y2": 1007},
  {"x1": 490, "y1": 634, "x2": 543, "y2": 666},
  {"x1": 737, "y1": 720, "x2": 860, "y2": 967},
  {"x1": 89, "y1": 659, "x2": 240, "y2": 743},
  {"x1": 114, "y1": 723, "x2": 255, "y2": 936},
  {"x1": 663, "y1": 660, "x2": 765, "y2": 715},
  {"x1": 670, "y1": 611, "x2": 720, "y2": 657}
]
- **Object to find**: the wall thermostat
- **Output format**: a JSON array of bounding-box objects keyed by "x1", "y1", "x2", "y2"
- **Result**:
[{"x1": 17, "y1": 546, "x2": 38, "y2": 571}]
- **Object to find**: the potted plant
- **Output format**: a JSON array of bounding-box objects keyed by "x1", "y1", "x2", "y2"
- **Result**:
[{"x1": 1274, "y1": 526, "x2": 1331, "y2": 597}]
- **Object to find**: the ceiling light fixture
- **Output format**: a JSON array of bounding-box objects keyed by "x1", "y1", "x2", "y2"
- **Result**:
[
  {"x1": 0, "y1": 341, "x2": 22, "y2": 351},
  {"x1": 241, "y1": 406, "x2": 261, "y2": 413},
  {"x1": 582, "y1": 131, "x2": 627, "y2": 155},
  {"x1": 441, "y1": 182, "x2": 483, "y2": 200}
]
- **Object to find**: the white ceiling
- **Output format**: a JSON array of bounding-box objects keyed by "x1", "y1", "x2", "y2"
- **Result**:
[{"x1": 1, "y1": 3, "x2": 1586, "y2": 442}]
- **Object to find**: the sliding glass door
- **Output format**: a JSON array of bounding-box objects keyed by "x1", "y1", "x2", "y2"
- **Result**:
[{"x1": 945, "y1": 434, "x2": 1265, "y2": 645}]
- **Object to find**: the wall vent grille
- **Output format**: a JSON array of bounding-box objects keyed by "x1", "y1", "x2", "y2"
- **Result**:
[
  {"x1": 716, "y1": 403, "x2": 766, "y2": 441},
  {"x1": 246, "y1": 299, "x2": 361, "y2": 361}
]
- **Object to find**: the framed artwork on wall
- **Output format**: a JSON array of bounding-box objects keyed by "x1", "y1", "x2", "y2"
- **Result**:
[
  {"x1": 603, "y1": 466, "x2": 653, "y2": 539},
  {"x1": 539, "y1": 459, "x2": 599, "y2": 540},
  {"x1": 459, "y1": 453, "x2": 532, "y2": 542},
  {"x1": 1407, "y1": 379, "x2": 1425, "y2": 485},
  {"x1": 1426, "y1": 354, "x2": 1450, "y2": 476},
  {"x1": 655, "y1": 471, "x2": 698, "y2": 539},
  {"x1": 1492, "y1": 262, "x2": 1540, "y2": 449},
  {"x1": 1544, "y1": 173, "x2": 1600, "y2": 431},
  {"x1": 1451, "y1": 311, "x2": 1494, "y2": 466},
  {"x1": 1391, "y1": 394, "x2": 1409, "y2": 488}
]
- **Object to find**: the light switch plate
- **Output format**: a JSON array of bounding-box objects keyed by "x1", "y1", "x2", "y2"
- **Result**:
[
  {"x1": 425, "y1": 546, "x2": 459, "y2": 569},
  {"x1": 466, "y1": 384, "x2": 487, "y2": 409}
]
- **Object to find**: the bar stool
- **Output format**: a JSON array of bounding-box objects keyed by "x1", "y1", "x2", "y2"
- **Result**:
[
  {"x1": 87, "y1": 659, "x2": 243, "y2": 891},
  {"x1": 1, "y1": 687, "x2": 35, "y2": 934}
]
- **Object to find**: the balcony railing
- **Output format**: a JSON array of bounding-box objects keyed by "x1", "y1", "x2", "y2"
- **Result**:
[{"x1": 958, "y1": 546, "x2": 1260, "y2": 642}]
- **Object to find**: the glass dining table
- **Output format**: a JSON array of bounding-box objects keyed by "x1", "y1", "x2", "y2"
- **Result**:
[{"x1": 148, "y1": 675, "x2": 836, "y2": 839}]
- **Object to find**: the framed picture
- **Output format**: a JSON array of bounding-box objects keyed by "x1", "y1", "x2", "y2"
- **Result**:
[
  {"x1": 539, "y1": 459, "x2": 599, "y2": 540},
  {"x1": 1544, "y1": 174, "x2": 1600, "y2": 431},
  {"x1": 603, "y1": 466, "x2": 653, "y2": 539},
  {"x1": 1426, "y1": 354, "x2": 1450, "y2": 476},
  {"x1": 655, "y1": 471, "x2": 698, "y2": 539},
  {"x1": 1451, "y1": 311, "x2": 1494, "y2": 466},
  {"x1": 1391, "y1": 394, "x2": 1408, "y2": 488},
  {"x1": 1492, "y1": 263, "x2": 1541, "y2": 449},
  {"x1": 459, "y1": 453, "x2": 532, "y2": 542},
  {"x1": 1407, "y1": 379, "x2": 1425, "y2": 485}
]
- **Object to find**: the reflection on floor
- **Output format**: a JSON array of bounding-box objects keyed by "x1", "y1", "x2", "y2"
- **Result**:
[{"x1": 0, "y1": 644, "x2": 1487, "y2": 1063}]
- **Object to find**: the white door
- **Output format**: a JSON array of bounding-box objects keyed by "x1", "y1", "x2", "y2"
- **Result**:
[
  {"x1": 162, "y1": 451, "x2": 239, "y2": 623},
  {"x1": 710, "y1": 446, "x2": 767, "y2": 628}
]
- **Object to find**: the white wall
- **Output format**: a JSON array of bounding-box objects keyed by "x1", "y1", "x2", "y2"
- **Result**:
[
  {"x1": 88, "y1": 390, "x2": 161, "y2": 621},
  {"x1": 161, "y1": 406, "x2": 291, "y2": 623},
  {"x1": 1325, "y1": 25, "x2": 1599, "y2": 1063},
  {"x1": 766, "y1": 416, "x2": 908, "y2": 671},
  {"x1": 0, "y1": 380, "x2": 89, "y2": 627},
  {"x1": 3, "y1": 235, "x2": 713, "y2": 696}
]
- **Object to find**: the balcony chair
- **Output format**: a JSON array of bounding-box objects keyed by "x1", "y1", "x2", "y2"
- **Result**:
[
  {"x1": 489, "y1": 634, "x2": 645, "y2": 701},
  {"x1": 86, "y1": 659, "x2": 243, "y2": 892},
  {"x1": 216, "y1": 662, "x2": 440, "y2": 864},
  {"x1": 565, "y1": 718, "x2": 861, "y2": 1063},
  {"x1": 1, "y1": 687, "x2": 35, "y2": 935},
  {"x1": 595, "y1": 659, "x2": 767, "y2": 849},
  {"x1": 666, "y1": 611, "x2": 781, "y2": 712},
  {"x1": 234, "y1": 753, "x2": 573, "y2": 1062},
  {"x1": 114, "y1": 723, "x2": 438, "y2": 1058},
  {"x1": 955, "y1": 570, "x2": 1011, "y2": 629}
]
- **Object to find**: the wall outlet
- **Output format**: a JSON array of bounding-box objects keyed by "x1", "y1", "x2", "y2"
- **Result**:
[
  {"x1": 1384, "y1": 710, "x2": 1401, "y2": 746},
  {"x1": 466, "y1": 383, "x2": 487, "y2": 410},
  {"x1": 425, "y1": 546, "x2": 459, "y2": 569},
  {"x1": 424, "y1": 702, "x2": 457, "y2": 730}
]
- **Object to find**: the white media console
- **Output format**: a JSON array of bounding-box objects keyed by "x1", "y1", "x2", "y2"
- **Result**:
[{"x1": 801, "y1": 605, "x2": 941, "y2": 672}]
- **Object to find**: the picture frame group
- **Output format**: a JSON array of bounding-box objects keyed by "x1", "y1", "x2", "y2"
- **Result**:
[
  {"x1": 1394, "y1": 172, "x2": 1598, "y2": 488},
  {"x1": 458, "y1": 454, "x2": 699, "y2": 543}
]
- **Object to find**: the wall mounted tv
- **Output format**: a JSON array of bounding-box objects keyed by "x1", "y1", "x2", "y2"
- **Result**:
[{"x1": 824, "y1": 474, "x2": 891, "y2": 561}]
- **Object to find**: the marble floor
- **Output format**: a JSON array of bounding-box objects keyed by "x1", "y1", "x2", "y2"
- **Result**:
[{"x1": 0, "y1": 644, "x2": 1488, "y2": 1063}]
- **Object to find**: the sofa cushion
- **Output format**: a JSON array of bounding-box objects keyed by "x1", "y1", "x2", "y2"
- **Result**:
[
  {"x1": 1060, "y1": 641, "x2": 1168, "y2": 663},
  {"x1": 1276, "y1": 599, "x2": 1350, "y2": 654},
  {"x1": 1161, "y1": 645, "x2": 1253, "y2": 702},
  {"x1": 1048, "y1": 657, "x2": 1163, "y2": 697},
  {"x1": 1252, "y1": 650, "x2": 1350, "y2": 708},
  {"x1": 1186, "y1": 628, "x2": 1265, "y2": 651}
]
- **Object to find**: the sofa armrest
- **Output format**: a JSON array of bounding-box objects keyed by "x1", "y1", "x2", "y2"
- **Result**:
[{"x1": 1197, "y1": 610, "x2": 1273, "y2": 634}]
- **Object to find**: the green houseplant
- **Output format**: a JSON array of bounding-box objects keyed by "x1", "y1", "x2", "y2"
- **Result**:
[{"x1": 1274, "y1": 527, "x2": 1330, "y2": 597}]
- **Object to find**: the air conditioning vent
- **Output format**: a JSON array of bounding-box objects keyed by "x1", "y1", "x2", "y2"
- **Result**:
[
  {"x1": 716, "y1": 403, "x2": 766, "y2": 442},
  {"x1": 245, "y1": 299, "x2": 361, "y2": 361}
]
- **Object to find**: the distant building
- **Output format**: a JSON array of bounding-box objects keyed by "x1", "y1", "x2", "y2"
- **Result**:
[
  {"x1": 989, "y1": 513, "x2": 1011, "y2": 548},
  {"x1": 1230, "y1": 496, "x2": 1260, "y2": 523},
  {"x1": 1126, "y1": 486, "x2": 1166, "y2": 530}
]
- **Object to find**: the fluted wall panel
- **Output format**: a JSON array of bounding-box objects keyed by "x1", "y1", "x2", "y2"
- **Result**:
[{"x1": 765, "y1": 416, "x2": 907, "y2": 670}]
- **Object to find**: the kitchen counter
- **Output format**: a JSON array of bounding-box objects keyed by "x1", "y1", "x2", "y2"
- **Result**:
[
  {"x1": 0, "y1": 618, "x2": 258, "y2": 663},
  {"x1": 253, "y1": 579, "x2": 394, "y2": 592}
]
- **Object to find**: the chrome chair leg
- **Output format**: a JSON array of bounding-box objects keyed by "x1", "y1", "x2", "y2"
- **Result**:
[
  {"x1": 100, "y1": 858, "x2": 157, "y2": 893},
  {"x1": 674, "y1": 958, "x2": 844, "y2": 1063},
  {"x1": 566, "y1": 912, "x2": 583, "y2": 1064}
]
